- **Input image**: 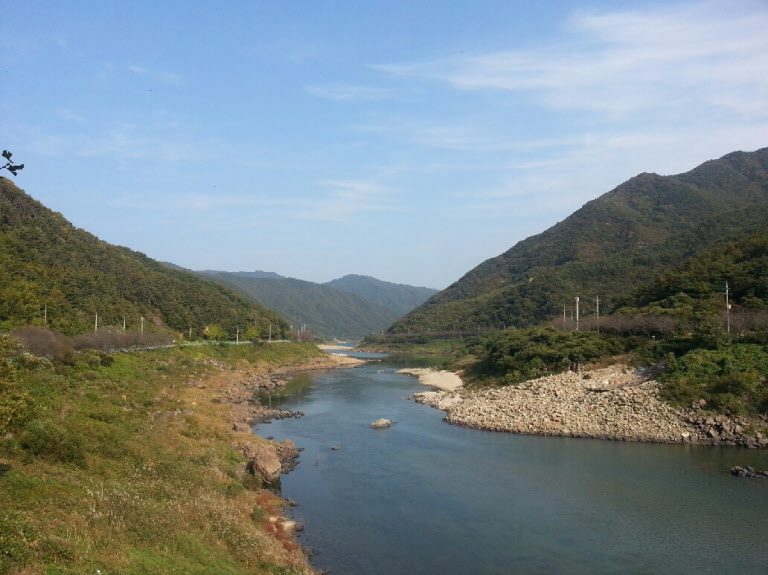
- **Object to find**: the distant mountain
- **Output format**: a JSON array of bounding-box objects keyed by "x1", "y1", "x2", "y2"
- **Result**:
[
  {"x1": 324, "y1": 274, "x2": 437, "y2": 317},
  {"x1": 0, "y1": 178, "x2": 289, "y2": 336},
  {"x1": 391, "y1": 147, "x2": 768, "y2": 333},
  {"x1": 204, "y1": 270, "x2": 286, "y2": 280},
  {"x1": 196, "y1": 272, "x2": 399, "y2": 340}
]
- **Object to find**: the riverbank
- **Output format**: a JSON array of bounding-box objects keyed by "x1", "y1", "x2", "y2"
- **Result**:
[
  {"x1": 414, "y1": 365, "x2": 768, "y2": 447},
  {"x1": 221, "y1": 351, "x2": 365, "y2": 428},
  {"x1": 0, "y1": 341, "x2": 343, "y2": 574}
]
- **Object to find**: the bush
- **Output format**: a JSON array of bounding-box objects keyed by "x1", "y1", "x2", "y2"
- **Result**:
[
  {"x1": 468, "y1": 326, "x2": 628, "y2": 384},
  {"x1": 10, "y1": 353, "x2": 54, "y2": 372},
  {"x1": 20, "y1": 420, "x2": 88, "y2": 468},
  {"x1": 659, "y1": 344, "x2": 768, "y2": 415},
  {"x1": 0, "y1": 512, "x2": 37, "y2": 570},
  {"x1": 11, "y1": 326, "x2": 69, "y2": 358},
  {"x1": 224, "y1": 481, "x2": 246, "y2": 497},
  {"x1": 0, "y1": 380, "x2": 35, "y2": 435}
]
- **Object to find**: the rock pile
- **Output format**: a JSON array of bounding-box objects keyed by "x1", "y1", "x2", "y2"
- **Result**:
[
  {"x1": 415, "y1": 365, "x2": 766, "y2": 447},
  {"x1": 731, "y1": 465, "x2": 768, "y2": 478},
  {"x1": 683, "y1": 412, "x2": 768, "y2": 448}
]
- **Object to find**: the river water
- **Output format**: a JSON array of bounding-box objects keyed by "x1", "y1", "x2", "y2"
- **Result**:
[{"x1": 258, "y1": 357, "x2": 768, "y2": 574}]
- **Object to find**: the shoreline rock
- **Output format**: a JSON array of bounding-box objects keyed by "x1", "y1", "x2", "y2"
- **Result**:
[{"x1": 731, "y1": 465, "x2": 768, "y2": 478}]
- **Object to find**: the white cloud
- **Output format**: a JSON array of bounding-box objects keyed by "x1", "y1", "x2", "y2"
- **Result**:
[
  {"x1": 128, "y1": 65, "x2": 182, "y2": 85},
  {"x1": 375, "y1": 1, "x2": 768, "y2": 121},
  {"x1": 296, "y1": 180, "x2": 400, "y2": 221},
  {"x1": 305, "y1": 83, "x2": 392, "y2": 101}
]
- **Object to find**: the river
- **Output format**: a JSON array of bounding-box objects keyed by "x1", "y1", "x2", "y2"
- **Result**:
[{"x1": 258, "y1": 357, "x2": 768, "y2": 574}]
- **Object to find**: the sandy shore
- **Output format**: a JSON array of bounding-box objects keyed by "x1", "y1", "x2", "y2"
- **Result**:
[
  {"x1": 397, "y1": 367, "x2": 464, "y2": 392},
  {"x1": 317, "y1": 344, "x2": 354, "y2": 351},
  {"x1": 413, "y1": 365, "x2": 768, "y2": 447}
]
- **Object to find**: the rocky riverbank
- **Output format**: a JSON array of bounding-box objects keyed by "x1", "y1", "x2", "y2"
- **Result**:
[
  {"x1": 414, "y1": 365, "x2": 768, "y2": 447},
  {"x1": 188, "y1": 351, "x2": 365, "y2": 431}
]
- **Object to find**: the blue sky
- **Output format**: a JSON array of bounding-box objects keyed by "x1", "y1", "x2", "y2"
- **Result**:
[{"x1": 3, "y1": 1, "x2": 767, "y2": 289}]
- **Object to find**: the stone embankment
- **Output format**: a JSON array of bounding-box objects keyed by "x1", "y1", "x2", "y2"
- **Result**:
[{"x1": 414, "y1": 365, "x2": 768, "y2": 447}]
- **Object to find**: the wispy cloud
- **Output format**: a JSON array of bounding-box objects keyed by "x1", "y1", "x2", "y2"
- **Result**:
[
  {"x1": 128, "y1": 65, "x2": 182, "y2": 85},
  {"x1": 305, "y1": 83, "x2": 392, "y2": 101},
  {"x1": 297, "y1": 180, "x2": 400, "y2": 221},
  {"x1": 55, "y1": 108, "x2": 88, "y2": 125},
  {"x1": 374, "y1": 1, "x2": 768, "y2": 121}
]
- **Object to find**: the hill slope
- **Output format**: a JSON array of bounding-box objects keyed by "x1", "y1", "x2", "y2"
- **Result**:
[
  {"x1": 391, "y1": 147, "x2": 768, "y2": 333},
  {"x1": 0, "y1": 178, "x2": 288, "y2": 336},
  {"x1": 324, "y1": 274, "x2": 437, "y2": 317},
  {"x1": 196, "y1": 272, "x2": 400, "y2": 340}
]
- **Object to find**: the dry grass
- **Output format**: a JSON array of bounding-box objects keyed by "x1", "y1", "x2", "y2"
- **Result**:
[{"x1": 0, "y1": 343, "x2": 323, "y2": 574}]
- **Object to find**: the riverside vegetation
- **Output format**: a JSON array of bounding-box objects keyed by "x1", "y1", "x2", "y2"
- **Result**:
[
  {"x1": 0, "y1": 331, "x2": 329, "y2": 574},
  {"x1": 363, "y1": 324, "x2": 768, "y2": 444}
]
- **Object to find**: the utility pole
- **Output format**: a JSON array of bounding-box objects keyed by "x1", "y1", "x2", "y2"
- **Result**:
[
  {"x1": 95, "y1": 312, "x2": 98, "y2": 333},
  {"x1": 269, "y1": 323, "x2": 272, "y2": 342},
  {"x1": 189, "y1": 326, "x2": 192, "y2": 340},
  {"x1": 123, "y1": 316, "x2": 126, "y2": 331},
  {"x1": 563, "y1": 305, "x2": 566, "y2": 331},
  {"x1": 725, "y1": 282, "x2": 731, "y2": 334},
  {"x1": 141, "y1": 316, "x2": 144, "y2": 342},
  {"x1": 236, "y1": 327, "x2": 240, "y2": 345},
  {"x1": 575, "y1": 296, "x2": 580, "y2": 331},
  {"x1": 595, "y1": 294, "x2": 600, "y2": 334}
]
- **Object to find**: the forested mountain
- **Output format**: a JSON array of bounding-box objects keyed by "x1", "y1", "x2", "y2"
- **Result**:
[
  {"x1": 195, "y1": 271, "x2": 399, "y2": 340},
  {"x1": 391, "y1": 147, "x2": 768, "y2": 333},
  {"x1": 0, "y1": 178, "x2": 289, "y2": 336},
  {"x1": 324, "y1": 274, "x2": 437, "y2": 317},
  {"x1": 628, "y1": 229, "x2": 768, "y2": 314}
]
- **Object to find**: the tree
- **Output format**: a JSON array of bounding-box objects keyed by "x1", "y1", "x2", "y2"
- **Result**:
[
  {"x1": 203, "y1": 324, "x2": 226, "y2": 341},
  {"x1": 1, "y1": 150, "x2": 24, "y2": 176}
]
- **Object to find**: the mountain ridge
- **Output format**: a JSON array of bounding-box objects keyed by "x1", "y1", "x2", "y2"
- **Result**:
[
  {"x1": 0, "y1": 178, "x2": 289, "y2": 337},
  {"x1": 195, "y1": 271, "x2": 400, "y2": 340},
  {"x1": 323, "y1": 274, "x2": 437, "y2": 317},
  {"x1": 391, "y1": 147, "x2": 768, "y2": 333}
]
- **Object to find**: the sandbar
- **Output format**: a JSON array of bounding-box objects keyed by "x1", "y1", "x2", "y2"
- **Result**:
[{"x1": 397, "y1": 367, "x2": 464, "y2": 391}]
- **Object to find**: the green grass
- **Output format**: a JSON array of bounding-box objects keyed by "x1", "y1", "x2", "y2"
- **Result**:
[{"x1": 0, "y1": 338, "x2": 321, "y2": 574}]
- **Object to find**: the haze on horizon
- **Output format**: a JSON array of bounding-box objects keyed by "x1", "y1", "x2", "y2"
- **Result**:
[{"x1": 3, "y1": 0, "x2": 767, "y2": 289}]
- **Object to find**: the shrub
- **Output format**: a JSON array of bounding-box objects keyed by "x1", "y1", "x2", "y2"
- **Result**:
[
  {"x1": 224, "y1": 481, "x2": 246, "y2": 497},
  {"x1": 468, "y1": 326, "x2": 627, "y2": 384},
  {"x1": 251, "y1": 506, "x2": 269, "y2": 523},
  {"x1": 10, "y1": 352, "x2": 54, "y2": 372},
  {"x1": 10, "y1": 326, "x2": 69, "y2": 358},
  {"x1": 20, "y1": 420, "x2": 88, "y2": 468},
  {"x1": 0, "y1": 512, "x2": 37, "y2": 570},
  {"x1": 659, "y1": 344, "x2": 768, "y2": 415},
  {"x1": 0, "y1": 380, "x2": 35, "y2": 435}
]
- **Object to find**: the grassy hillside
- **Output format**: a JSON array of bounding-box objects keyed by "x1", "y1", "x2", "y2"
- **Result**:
[
  {"x1": 324, "y1": 274, "x2": 437, "y2": 317},
  {"x1": 197, "y1": 272, "x2": 399, "y2": 341},
  {"x1": 0, "y1": 336, "x2": 320, "y2": 574},
  {"x1": 392, "y1": 147, "x2": 768, "y2": 333},
  {"x1": 0, "y1": 178, "x2": 288, "y2": 338}
]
